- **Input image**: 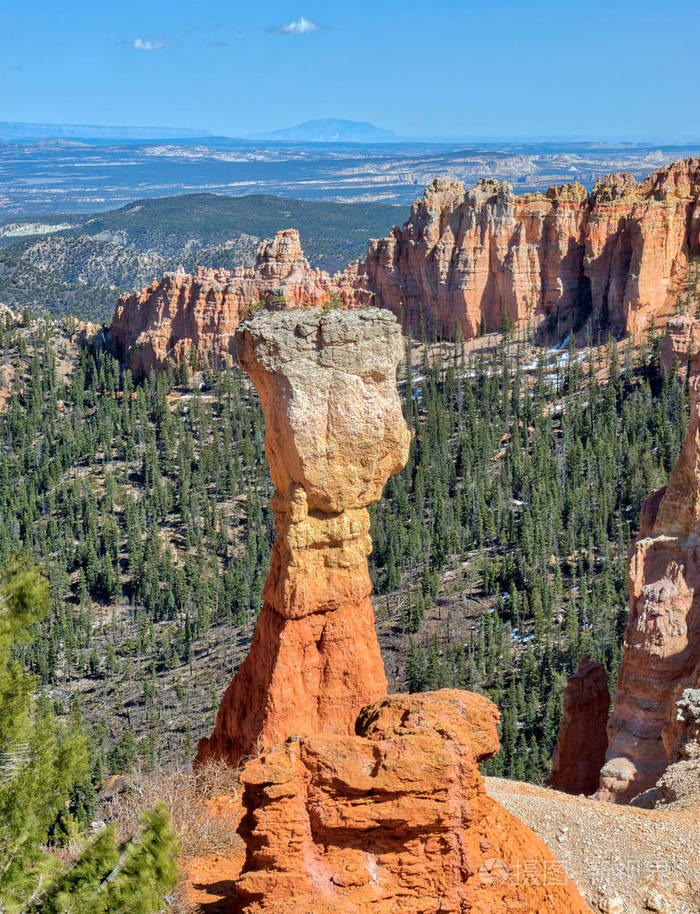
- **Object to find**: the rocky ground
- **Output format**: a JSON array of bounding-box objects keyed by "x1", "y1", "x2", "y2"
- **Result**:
[{"x1": 486, "y1": 777, "x2": 700, "y2": 914}]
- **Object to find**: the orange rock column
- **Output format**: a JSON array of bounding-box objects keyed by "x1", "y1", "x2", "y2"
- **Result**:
[
  {"x1": 549, "y1": 656, "x2": 610, "y2": 796},
  {"x1": 597, "y1": 349, "x2": 700, "y2": 801},
  {"x1": 195, "y1": 307, "x2": 410, "y2": 768}
]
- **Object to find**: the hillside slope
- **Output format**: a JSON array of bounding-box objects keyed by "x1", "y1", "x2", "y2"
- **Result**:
[
  {"x1": 487, "y1": 777, "x2": 699, "y2": 914},
  {"x1": 0, "y1": 194, "x2": 401, "y2": 320}
]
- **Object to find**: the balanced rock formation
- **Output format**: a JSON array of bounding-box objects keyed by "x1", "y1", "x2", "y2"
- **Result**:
[
  {"x1": 360, "y1": 158, "x2": 700, "y2": 339},
  {"x1": 597, "y1": 348, "x2": 700, "y2": 802},
  {"x1": 235, "y1": 689, "x2": 591, "y2": 914},
  {"x1": 109, "y1": 229, "x2": 369, "y2": 376},
  {"x1": 549, "y1": 656, "x2": 610, "y2": 796},
  {"x1": 195, "y1": 308, "x2": 410, "y2": 768}
]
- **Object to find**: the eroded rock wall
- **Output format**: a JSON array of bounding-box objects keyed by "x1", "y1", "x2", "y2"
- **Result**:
[
  {"x1": 360, "y1": 158, "x2": 700, "y2": 339},
  {"x1": 110, "y1": 160, "x2": 700, "y2": 371},
  {"x1": 110, "y1": 229, "x2": 369, "y2": 376},
  {"x1": 235, "y1": 690, "x2": 592, "y2": 914},
  {"x1": 597, "y1": 349, "x2": 700, "y2": 802}
]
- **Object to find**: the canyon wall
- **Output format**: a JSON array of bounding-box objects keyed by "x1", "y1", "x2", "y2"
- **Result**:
[
  {"x1": 109, "y1": 229, "x2": 367, "y2": 376},
  {"x1": 195, "y1": 307, "x2": 410, "y2": 768},
  {"x1": 360, "y1": 158, "x2": 700, "y2": 339},
  {"x1": 597, "y1": 345, "x2": 700, "y2": 802},
  {"x1": 109, "y1": 159, "x2": 700, "y2": 371},
  {"x1": 235, "y1": 689, "x2": 591, "y2": 914}
]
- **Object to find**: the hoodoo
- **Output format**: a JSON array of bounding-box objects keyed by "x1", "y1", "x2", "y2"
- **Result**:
[
  {"x1": 549, "y1": 656, "x2": 610, "y2": 796},
  {"x1": 191, "y1": 306, "x2": 591, "y2": 913},
  {"x1": 597, "y1": 345, "x2": 700, "y2": 802},
  {"x1": 195, "y1": 307, "x2": 411, "y2": 767}
]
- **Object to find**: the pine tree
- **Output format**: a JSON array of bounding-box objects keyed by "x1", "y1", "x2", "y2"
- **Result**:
[{"x1": 0, "y1": 557, "x2": 178, "y2": 913}]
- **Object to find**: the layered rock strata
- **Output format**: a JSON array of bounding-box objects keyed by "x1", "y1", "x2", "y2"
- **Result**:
[
  {"x1": 360, "y1": 159, "x2": 700, "y2": 339},
  {"x1": 235, "y1": 689, "x2": 591, "y2": 914},
  {"x1": 549, "y1": 656, "x2": 610, "y2": 796},
  {"x1": 597, "y1": 349, "x2": 700, "y2": 802},
  {"x1": 109, "y1": 229, "x2": 369, "y2": 376},
  {"x1": 109, "y1": 160, "x2": 700, "y2": 373},
  {"x1": 195, "y1": 308, "x2": 410, "y2": 768}
]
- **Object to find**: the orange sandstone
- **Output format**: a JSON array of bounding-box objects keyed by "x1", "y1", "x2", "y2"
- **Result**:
[
  {"x1": 597, "y1": 346, "x2": 700, "y2": 802},
  {"x1": 110, "y1": 160, "x2": 700, "y2": 370},
  {"x1": 235, "y1": 690, "x2": 592, "y2": 914},
  {"x1": 109, "y1": 229, "x2": 368, "y2": 376},
  {"x1": 360, "y1": 159, "x2": 700, "y2": 340}
]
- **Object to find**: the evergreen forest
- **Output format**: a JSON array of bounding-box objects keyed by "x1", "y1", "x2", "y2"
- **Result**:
[{"x1": 0, "y1": 312, "x2": 688, "y2": 788}]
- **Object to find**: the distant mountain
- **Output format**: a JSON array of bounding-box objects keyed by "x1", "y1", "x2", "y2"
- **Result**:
[
  {"x1": 0, "y1": 121, "x2": 211, "y2": 141},
  {"x1": 250, "y1": 118, "x2": 399, "y2": 143}
]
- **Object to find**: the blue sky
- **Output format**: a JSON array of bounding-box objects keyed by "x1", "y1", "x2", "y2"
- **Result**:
[{"x1": 1, "y1": 0, "x2": 698, "y2": 140}]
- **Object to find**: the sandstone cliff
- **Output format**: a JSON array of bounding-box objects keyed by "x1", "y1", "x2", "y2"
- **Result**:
[
  {"x1": 109, "y1": 229, "x2": 368, "y2": 376},
  {"x1": 597, "y1": 347, "x2": 700, "y2": 802},
  {"x1": 195, "y1": 308, "x2": 410, "y2": 768},
  {"x1": 359, "y1": 158, "x2": 700, "y2": 339},
  {"x1": 549, "y1": 656, "x2": 610, "y2": 796},
  {"x1": 109, "y1": 160, "x2": 700, "y2": 370},
  {"x1": 236, "y1": 689, "x2": 591, "y2": 914}
]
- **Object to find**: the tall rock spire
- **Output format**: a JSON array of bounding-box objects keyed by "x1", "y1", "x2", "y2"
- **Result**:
[
  {"x1": 549, "y1": 656, "x2": 610, "y2": 795},
  {"x1": 597, "y1": 348, "x2": 700, "y2": 801},
  {"x1": 195, "y1": 307, "x2": 410, "y2": 767}
]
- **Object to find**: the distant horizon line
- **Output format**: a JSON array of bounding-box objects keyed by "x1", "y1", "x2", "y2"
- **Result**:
[{"x1": 2, "y1": 119, "x2": 700, "y2": 147}]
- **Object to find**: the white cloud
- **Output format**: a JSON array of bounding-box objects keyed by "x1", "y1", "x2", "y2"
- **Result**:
[
  {"x1": 266, "y1": 16, "x2": 325, "y2": 35},
  {"x1": 132, "y1": 37, "x2": 172, "y2": 51}
]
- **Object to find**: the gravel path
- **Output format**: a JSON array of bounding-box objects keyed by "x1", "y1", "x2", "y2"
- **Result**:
[{"x1": 485, "y1": 777, "x2": 700, "y2": 914}]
